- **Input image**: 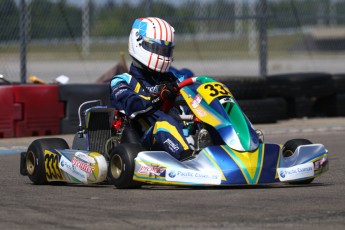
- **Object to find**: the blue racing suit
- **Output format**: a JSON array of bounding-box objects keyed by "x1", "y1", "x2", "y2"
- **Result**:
[{"x1": 110, "y1": 64, "x2": 191, "y2": 160}]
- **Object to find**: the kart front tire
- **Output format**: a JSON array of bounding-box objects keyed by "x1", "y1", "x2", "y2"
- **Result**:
[
  {"x1": 108, "y1": 143, "x2": 144, "y2": 189},
  {"x1": 282, "y1": 138, "x2": 314, "y2": 185},
  {"x1": 26, "y1": 138, "x2": 69, "y2": 185}
]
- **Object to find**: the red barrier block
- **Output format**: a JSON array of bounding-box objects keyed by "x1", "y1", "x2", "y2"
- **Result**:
[
  {"x1": 0, "y1": 86, "x2": 21, "y2": 138},
  {"x1": 13, "y1": 85, "x2": 64, "y2": 137}
]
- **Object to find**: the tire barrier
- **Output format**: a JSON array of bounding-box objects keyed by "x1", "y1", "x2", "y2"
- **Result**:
[
  {"x1": 216, "y1": 76, "x2": 267, "y2": 99},
  {"x1": 0, "y1": 86, "x2": 21, "y2": 138},
  {"x1": 58, "y1": 84, "x2": 111, "y2": 134},
  {"x1": 337, "y1": 94, "x2": 345, "y2": 116},
  {"x1": 314, "y1": 94, "x2": 345, "y2": 117},
  {"x1": 330, "y1": 74, "x2": 345, "y2": 116},
  {"x1": 313, "y1": 74, "x2": 345, "y2": 117},
  {"x1": 287, "y1": 97, "x2": 315, "y2": 118},
  {"x1": 267, "y1": 73, "x2": 335, "y2": 118},
  {"x1": 12, "y1": 85, "x2": 64, "y2": 137},
  {"x1": 332, "y1": 74, "x2": 345, "y2": 94},
  {"x1": 238, "y1": 97, "x2": 287, "y2": 124},
  {"x1": 267, "y1": 72, "x2": 334, "y2": 98}
]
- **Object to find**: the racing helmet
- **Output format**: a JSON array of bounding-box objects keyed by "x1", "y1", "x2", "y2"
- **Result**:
[{"x1": 128, "y1": 17, "x2": 175, "y2": 73}]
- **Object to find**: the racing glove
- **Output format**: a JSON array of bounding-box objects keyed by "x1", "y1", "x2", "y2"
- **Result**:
[{"x1": 158, "y1": 82, "x2": 179, "y2": 101}]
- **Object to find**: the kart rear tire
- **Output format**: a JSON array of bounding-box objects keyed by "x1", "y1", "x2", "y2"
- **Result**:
[
  {"x1": 108, "y1": 143, "x2": 144, "y2": 189},
  {"x1": 282, "y1": 139, "x2": 314, "y2": 185},
  {"x1": 26, "y1": 138, "x2": 69, "y2": 185}
]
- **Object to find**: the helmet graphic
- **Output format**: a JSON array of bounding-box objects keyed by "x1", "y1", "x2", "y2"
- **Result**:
[{"x1": 129, "y1": 17, "x2": 175, "y2": 73}]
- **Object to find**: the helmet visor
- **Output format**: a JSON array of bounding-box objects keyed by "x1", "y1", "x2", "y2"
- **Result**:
[{"x1": 142, "y1": 37, "x2": 174, "y2": 57}]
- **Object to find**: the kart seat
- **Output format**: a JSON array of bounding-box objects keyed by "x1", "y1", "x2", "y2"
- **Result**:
[{"x1": 86, "y1": 107, "x2": 114, "y2": 154}]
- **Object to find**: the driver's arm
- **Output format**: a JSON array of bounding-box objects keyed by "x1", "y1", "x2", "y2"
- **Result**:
[{"x1": 110, "y1": 73, "x2": 155, "y2": 119}]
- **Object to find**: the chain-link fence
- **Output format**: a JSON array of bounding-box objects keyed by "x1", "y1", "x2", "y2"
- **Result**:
[{"x1": 1, "y1": 0, "x2": 344, "y2": 83}]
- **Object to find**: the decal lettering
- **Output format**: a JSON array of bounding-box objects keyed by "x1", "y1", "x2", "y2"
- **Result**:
[
  {"x1": 278, "y1": 162, "x2": 314, "y2": 182},
  {"x1": 75, "y1": 151, "x2": 96, "y2": 164},
  {"x1": 138, "y1": 165, "x2": 166, "y2": 176},
  {"x1": 59, "y1": 156, "x2": 87, "y2": 183},
  {"x1": 45, "y1": 152, "x2": 63, "y2": 180},
  {"x1": 163, "y1": 138, "x2": 179, "y2": 152},
  {"x1": 166, "y1": 168, "x2": 221, "y2": 185},
  {"x1": 194, "y1": 107, "x2": 206, "y2": 117},
  {"x1": 191, "y1": 94, "x2": 202, "y2": 108},
  {"x1": 115, "y1": 89, "x2": 127, "y2": 98},
  {"x1": 71, "y1": 157, "x2": 95, "y2": 173},
  {"x1": 314, "y1": 157, "x2": 328, "y2": 171}
]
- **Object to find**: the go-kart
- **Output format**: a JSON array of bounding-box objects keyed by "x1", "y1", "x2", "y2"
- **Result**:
[{"x1": 20, "y1": 76, "x2": 329, "y2": 188}]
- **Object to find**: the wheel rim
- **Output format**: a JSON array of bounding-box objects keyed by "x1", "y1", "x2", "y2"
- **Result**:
[
  {"x1": 283, "y1": 150, "x2": 294, "y2": 157},
  {"x1": 26, "y1": 151, "x2": 36, "y2": 175},
  {"x1": 110, "y1": 154, "x2": 123, "y2": 179}
]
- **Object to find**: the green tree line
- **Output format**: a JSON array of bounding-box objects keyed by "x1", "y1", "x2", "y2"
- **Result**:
[{"x1": 1, "y1": 0, "x2": 344, "y2": 41}]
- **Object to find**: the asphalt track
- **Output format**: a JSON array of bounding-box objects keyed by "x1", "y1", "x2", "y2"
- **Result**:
[{"x1": 0, "y1": 118, "x2": 344, "y2": 230}]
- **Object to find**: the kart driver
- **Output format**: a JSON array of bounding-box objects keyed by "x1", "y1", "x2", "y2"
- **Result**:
[{"x1": 110, "y1": 17, "x2": 194, "y2": 161}]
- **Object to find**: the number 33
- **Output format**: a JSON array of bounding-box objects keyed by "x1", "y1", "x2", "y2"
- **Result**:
[{"x1": 204, "y1": 84, "x2": 228, "y2": 96}]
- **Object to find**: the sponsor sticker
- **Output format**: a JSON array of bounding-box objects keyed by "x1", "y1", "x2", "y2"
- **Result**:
[
  {"x1": 138, "y1": 165, "x2": 166, "y2": 176},
  {"x1": 194, "y1": 107, "x2": 206, "y2": 117},
  {"x1": 115, "y1": 89, "x2": 127, "y2": 98},
  {"x1": 72, "y1": 157, "x2": 95, "y2": 173},
  {"x1": 277, "y1": 162, "x2": 314, "y2": 182},
  {"x1": 191, "y1": 94, "x2": 202, "y2": 108},
  {"x1": 59, "y1": 155, "x2": 87, "y2": 183},
  {"x1": 314, "y1": 157, "x2": 328, "y2": 171},
  {"x1": 163, "y1": 138, "x2": 179, "y2": 153},
  {"x1": 166, "y1": 168, "x2": 221, "y2": 185},
  {"x1": 75, "y1": 151, "x2": 96, "y2": 164}
]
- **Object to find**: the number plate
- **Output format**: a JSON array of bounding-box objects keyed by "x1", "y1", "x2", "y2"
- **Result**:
[{"x1": 197, "y1": 82, "x2": 232, "y2": 104}]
